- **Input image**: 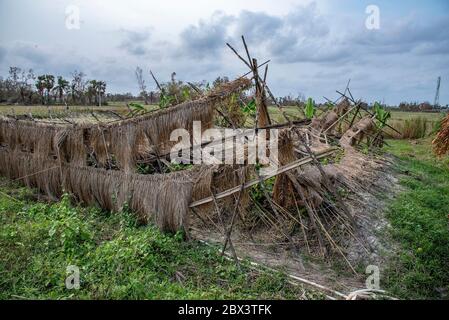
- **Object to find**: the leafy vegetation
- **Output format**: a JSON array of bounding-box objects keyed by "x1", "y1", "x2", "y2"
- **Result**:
[
  {"x1": 128, "y1": 102, "x2": 147, "y2": 116},
  {"x1": 383, "y1": 138, "x2": 449, "y2": 299},
  {"x1": 373, "y1": 102, "x2": 391, "y2": 129},
  {"x1": 0, "y1": 181, "x2": 320, "y2": 299},
  {"x1": 304, "y1": 98, "x2": 316, "y2": 119},
  {"x1": 242, "y1": 98, "x2": 256, "y2": 117},
  {"x1": 158, "y1": 92, "x2": 175, "y2": 109}
]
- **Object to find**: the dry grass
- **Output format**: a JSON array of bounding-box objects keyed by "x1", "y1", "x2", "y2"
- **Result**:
[
  {"x1": 0, "y1": 102, "x2": 157, "y2": 116},
  {"x1": 396, "y1": 117, "x2": 428, "y2": 139},
  {"x1": 386, "y1": 111, "x2": 443, "y2": 139},
  {"x1": 433, "y1": 113, "x2": 449, "y2": 157}
]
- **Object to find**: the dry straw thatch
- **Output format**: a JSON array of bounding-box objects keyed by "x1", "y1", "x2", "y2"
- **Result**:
[
  {"x1": 0, "y1": 77, "x2": 251, "y2": 172},
  {"x1": 0, "y1": 149, "x2": 214, "y2": 232},
  {"x1": 311, "y1": 98, "x2": 350, "y2": 134},
  {"x1": 0, "y1": 77, "x2": 252, "y2": 232},
  {"x1": 64, "y1": 165, "x2": 208, "y2": 231},
  {"x1": 432, "y1": 113, "x2": 449, "y2": 157},
  {"x1": 339, "y1": 116, "x2": 376, "y2": 147}
]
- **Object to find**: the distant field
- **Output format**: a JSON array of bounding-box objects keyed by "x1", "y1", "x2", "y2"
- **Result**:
[
  {"x1": 2, "y1": 103, "x2": 444, "y2": 119},
  {"x1": 389, "y1": 110, "x2": 445, "y2": 121},
  {"x1": 0, "y1": 101, "x2": 155, "y2": 118},
  {"x1": 1, "y1": 104, "x2": 446, "y2": 137},
  {"x1": 388, "y1": 111, "x2": 445, "y2": 138}
]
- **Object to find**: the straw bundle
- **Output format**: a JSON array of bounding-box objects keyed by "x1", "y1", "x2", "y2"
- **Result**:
[
  {"x1": 64, "y1": 165, "x2": 198, "y2": 231},
  {"x1": 189, "y1": 164, "x2": 250, "y2": 222},
  {"x1": 432, "y1": 113, "x2": 449, "y2": 157},
  {"x1": 340, "y1": 116, "x2": 375, "y2": 147},
  {"x1": 0, "y1": 118, "x2": 63, "y2": 156},
  {"x1": 0, "y1": 147, "x2": 215, "y2": 232},
  {"x1": 273, "y1": 130, "x2": 297, "y2": 207},
  {"x1": 0, "y1": 77, "x2": 251, "y2": 172},
  {"x1": 0, "y1": 150, "x2": 62, "y2": 199}
]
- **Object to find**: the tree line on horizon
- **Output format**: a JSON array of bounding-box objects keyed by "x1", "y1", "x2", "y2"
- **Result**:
[
  {"x1": 0, "y1": 67, "x2": 107, "y2": 106},
  {"x1": 1, "y1": 66, "x2": 446, "y2": 111}
]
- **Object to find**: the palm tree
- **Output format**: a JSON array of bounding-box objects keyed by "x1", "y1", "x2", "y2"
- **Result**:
[
  {"x1": 38, "y1": 74, "x2": 55, "y2": 105},
  {"x1": 97, "y1": 81, "x2": 106, "y2": 107},
  {"x1": 53, "y1": 76, "x2": 69, "y2": 104},
  {"x1": 35, "y1": 76, "x2": 46, "y2": 105},
  {"x1": 87, "y1": 80, "x2": 107, "y2": 106}
]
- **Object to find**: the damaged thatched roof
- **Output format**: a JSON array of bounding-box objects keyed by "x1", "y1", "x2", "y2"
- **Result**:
[
  {"x1": 0, "y1": 77, "x2": 252, "y2": 171},
  {"x1": 0, "y1": 149, "x2": 216, "y2": 232},
  {"x1": 0, "y1": 77, "x2": 252, "y2": 232}
]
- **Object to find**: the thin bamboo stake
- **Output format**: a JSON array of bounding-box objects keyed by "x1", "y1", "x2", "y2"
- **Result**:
[
  {"x1": 287, "y1": 172, "x2": 327, "y2": 257},
  {"x1": 222, "y1": 167, "x2": 246, "y2": 254},
  {"x1": 189, "y1": 149, "x2": 336, "y2": 207}
]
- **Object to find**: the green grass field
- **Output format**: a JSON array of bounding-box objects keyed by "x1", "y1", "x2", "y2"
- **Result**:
[
  {"x1": 0, "y1": 102, "x2": 158, "y2": 118},
  {"x1": 383, "y1": 138, "x2": 449, "y2": 299},
  {"x1": 0, "y1": 185, "x2": 321, "y2": 299}
]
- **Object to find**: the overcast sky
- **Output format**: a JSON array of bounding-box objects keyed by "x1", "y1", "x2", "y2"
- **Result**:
[{"x1": 0, "y1": 0, "x2": 448, "y2": 105}]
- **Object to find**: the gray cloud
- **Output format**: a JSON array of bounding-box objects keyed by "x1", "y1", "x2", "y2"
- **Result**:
[
  {"x1": 118, "y1": 29, "x2": 151, "y2": 56},
  {"x1": 231, "y1": 3, "x2": 336, "y2": 63},
  {"x1": 235, "y1": 10, "x2": 282, "y2": 42},
  {"x1": 11, "y1": 42, "x2": 49, "y2": 64},
  {"x1": 349, "y1": 16, "x2": 449, "y2": 56},
  {"x1": 177, "y1": 11, "x2": 234, "y2": 59},
  {"x1": 414, "y1": 40, "x2": 449, "y2": 55},
  {"x1": 227, "y1": 6, "x2": 449, "y2": 66},
  {"x1": 0, "y1": 46, "x2": 6, "y2": 63},
  {"x1": 1, "y1": 2, "x2": 448, "y2": 105}
]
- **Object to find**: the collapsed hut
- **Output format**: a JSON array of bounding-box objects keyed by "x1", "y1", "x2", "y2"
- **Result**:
[
  {"x1": 0, "y1": 77, "x2": 251, "y2": 232},
  {"x1": 0, "y1": 37, "x2": 398, "y2": 298}
]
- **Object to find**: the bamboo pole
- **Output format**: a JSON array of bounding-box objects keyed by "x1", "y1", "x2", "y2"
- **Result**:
[{"x1": 189, "y1": 148, "x2": 337, "y2": 208}]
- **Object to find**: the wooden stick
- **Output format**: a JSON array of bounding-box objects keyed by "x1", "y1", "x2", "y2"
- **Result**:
[
  {"x1": 222, "y1": 168, "x2": 246, "y2": 254},
  {"x1": 239, "y1": 59, "x2": 270, "y2": 79},
  {"x1": 336, "y1": 90, "x2": 401, "y2": 136},
  {"x1": 189, "y1": 148, "x2": 337, "y2": 207},
  {"x1": 322, "y1": 104, "x2": 359, "y2": 134},
  {"x1": 298, "y1": 134, "x2": 355, "y2": 226},
  {"x1": 287, "y1": 172, "x2": 327, "y2": 256},
  {"x1": 253, "y1": 58, "x2": 271, "y2": 127},
  {"x1": 241, "y1": 35, "x2": 254, "y2": 69},
  {"x1": 210, "y1": 187, "x2": 240, "y2": 266},
  {"x1": 141, "y1": 119, "x2": 310, "y2": 163},
  {"x1": 226, "y1": 42, "x2": 252, "y2": 69},
  {"x1": 294, "y1": 195, "x2": 311, "y2": 254},
  {"x1": 149, "y1": 70, "x2": 162, "y2": 91},
  {"x1": 187, "y1": 82, "x2": 202, "y2": 94}
]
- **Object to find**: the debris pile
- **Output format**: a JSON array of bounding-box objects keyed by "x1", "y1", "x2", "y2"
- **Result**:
[{"x1": 0, "y1": 36, "x2": 400, "y2": 298}]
